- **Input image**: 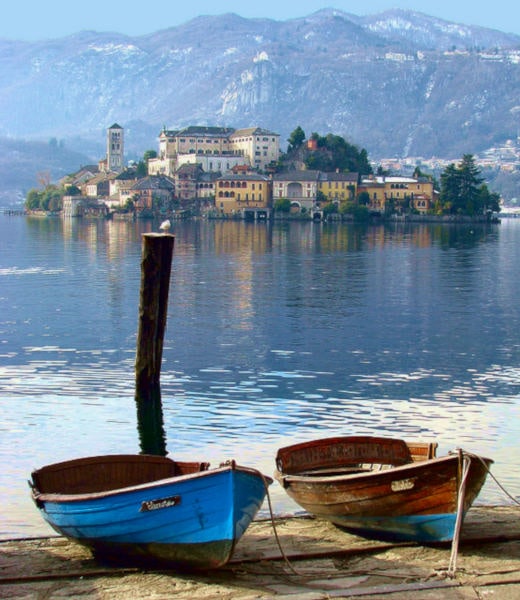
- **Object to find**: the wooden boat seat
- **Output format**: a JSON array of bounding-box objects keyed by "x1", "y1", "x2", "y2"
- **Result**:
[
  {"x1": 31, "y1": 455, "x2": 210, "y2": 495},
  {"x1": 406, "y1": 442, "x2": 438, "y2": 462},
  {"x1": 292, "y1": 444, "x2": 439, "y2": 478},
  {"x1": 276, "y1": 437, "x2": 414, "y2": 475},
  {"x1": 299, "y1": 466, "x2": 370, "y2": 476}
]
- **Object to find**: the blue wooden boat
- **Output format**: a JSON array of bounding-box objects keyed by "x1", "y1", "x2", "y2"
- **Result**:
[
  {"x1": 30, "y1": 454, "x2": 272, "y2": 569},
  {"x1": 275, "y1": 436, "x2": 493, "y2": 543}
]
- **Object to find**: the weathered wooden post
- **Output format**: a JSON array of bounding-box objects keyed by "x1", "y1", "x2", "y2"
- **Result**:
[{"x1": 135, "y1": 232, "x2": 175, "y2": 394}]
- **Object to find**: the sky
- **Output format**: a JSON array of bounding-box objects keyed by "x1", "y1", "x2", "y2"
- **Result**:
[{"x1": 1, "y1": 0, "x2": 519, "y2": 41}]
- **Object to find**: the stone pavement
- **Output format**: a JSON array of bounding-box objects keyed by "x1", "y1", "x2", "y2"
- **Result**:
[{"x1": 1, "y1": 506, "x2": 519, "y2": 599}]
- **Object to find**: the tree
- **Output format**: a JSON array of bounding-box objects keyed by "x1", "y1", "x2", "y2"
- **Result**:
[
  {"x1": 36, "y1": 171, "x2": 51, "y2": 188},
  {"x1": 274, "y1": 198, "x2": 291, "y2": 213},
  {"x1": 478, "y1": 184, "x2": 501, "y2": 214},
  {"x1": 357, "y1": 191, "x2": 370, "y2": 206},
  {"x1": 303, "y1": 132, "x2": 372, "y2": 175},
  {"x1": 316, "y1": 190, "x2": 327, "y2": 205},
  {"x1": 40, "y1": 186, "x2": 62, "y2": 211},
  {"x1": 66, "y1": 185, "x2": 81, "y2": 196},
  {"x1": 439, "y1": 155, "x2": 496, "y2": 215},
  {"x1": 458, "y1": 154, "x2": 484, "y2": 215},
  {"x1": 143, "y1": 149, "x2": 157, "y2": 162},
  {"x1": 440, "y1": 163, "x2": 460, "y2": 213},
  {"x1": 25, "y1": 189, "x2": 41, "y2": 210},
  {"x1": 322, "y1": 202, "x2": 337, "y2": 216},
  {"x1": 287, "y1": 126, "x2": 306, "y2": 152},
  {"x1": 413, "y1": 166, "x2": 431, "y2": 179},
  {"x1": 136, "y1": 160, "x2": 147, "y2": 178}
]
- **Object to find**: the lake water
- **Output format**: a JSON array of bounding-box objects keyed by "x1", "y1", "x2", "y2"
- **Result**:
[{"x1": 1, "y1": 215, "x2": 519, "y2": 539}]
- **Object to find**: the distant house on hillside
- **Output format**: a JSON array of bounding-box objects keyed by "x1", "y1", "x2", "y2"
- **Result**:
[
  {"x1": 130, "y1": 175, "x2": 175, "y2": 215},
  {"x1": 60, "y1": 165, "x2": 99, "y2": 189},
  {"x1": 174, "y1": 163, "x2": 204, "y2": 201},
  {"x1": 84, "y1": 172, "x2": 116, "y2": 198},
  {"x1": 196, "y1": 171, "x2": 221, "y2": 202},
  {"x1": 149, "y1": 125, "x2": 280, "y2": 176}
]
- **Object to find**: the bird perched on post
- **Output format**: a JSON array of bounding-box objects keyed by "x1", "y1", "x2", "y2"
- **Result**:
[{"x1": 159, "y1": 219, "x2": 171, "y2": 232}]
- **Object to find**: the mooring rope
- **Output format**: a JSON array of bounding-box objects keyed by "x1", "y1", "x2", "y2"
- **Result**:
[
  {"x1": 262, "y1": 451, "x2": 519, "y2": 580},
  {"x1": 447, "y1": 450, "x2": 471, "y2": 577},
  {"x1": 464, "y1": 451, "x2": 520, "y2": 506},
  {"x1": 261, "y1": 474, "x2": 300, "y2": 575}
]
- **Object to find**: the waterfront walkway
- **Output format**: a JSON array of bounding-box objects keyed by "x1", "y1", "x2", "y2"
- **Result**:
[{"x1": 1, "y1": 506, "x2": 519, "y2": 599}]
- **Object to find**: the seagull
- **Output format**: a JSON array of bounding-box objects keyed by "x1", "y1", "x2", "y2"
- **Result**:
[{"x1": 159, "y1": 219, "x2": 171, "y2": 232}]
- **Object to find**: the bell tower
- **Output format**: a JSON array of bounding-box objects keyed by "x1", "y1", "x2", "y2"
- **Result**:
[{"x1": 107, "y1": 123, "x2": 124, "y2": 172}]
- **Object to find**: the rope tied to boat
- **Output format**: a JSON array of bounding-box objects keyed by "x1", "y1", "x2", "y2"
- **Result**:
[
  {"x1": 260, "y1": 473, "x2": 300, "y2": 575},
  {"x1": 447, "y1": 449, "x2": 471, "y2": 577},
  {"x1": 463, "y1": 450, "x2": 520, "y2": 506}
]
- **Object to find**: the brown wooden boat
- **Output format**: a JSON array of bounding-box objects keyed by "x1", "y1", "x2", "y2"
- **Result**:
[{"x1": 275, "y1": 436, "x2": 493, "y2": 542}]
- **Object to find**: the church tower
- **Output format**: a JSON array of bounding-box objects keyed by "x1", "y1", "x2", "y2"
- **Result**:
[{"x1": 107, "y1": 123, "x2": 124, "y2": 172}]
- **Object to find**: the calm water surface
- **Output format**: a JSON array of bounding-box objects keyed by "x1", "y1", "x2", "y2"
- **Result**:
[{"x1": 1, "y1": 215, "x2": 519, "y2": 538}]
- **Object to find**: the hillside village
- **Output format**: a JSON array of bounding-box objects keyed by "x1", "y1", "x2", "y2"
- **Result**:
[{"x1": 53, "y1": 123, "x2": 441, "y2": 222}]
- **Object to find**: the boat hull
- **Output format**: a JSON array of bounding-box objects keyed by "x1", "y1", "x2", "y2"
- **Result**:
[
  {"x1": 32, "y1": 457, "x2": 270, "y2": 569},
  {"x1": 275, "y1": 437, "x2": 492, "y2": 543}
]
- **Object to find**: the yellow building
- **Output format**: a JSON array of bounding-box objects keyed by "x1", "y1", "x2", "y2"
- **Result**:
[
  {"x1": 318, "y1": 172, "x2": 358, "y2": 204},
  {"x1": 359, "y1": 176, "x2": 435, "y2": 214},
  {"x1": 215, "y1": 174, "x2": 272, "y2": 218}
]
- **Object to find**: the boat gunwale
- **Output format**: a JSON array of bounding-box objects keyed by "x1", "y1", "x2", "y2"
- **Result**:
[
  {"x1": 32, "y1": 460, "x2": 272, "y2": 504},
  {"x1": 275, "y1": 452, "x2": 493, "y2": 485}
]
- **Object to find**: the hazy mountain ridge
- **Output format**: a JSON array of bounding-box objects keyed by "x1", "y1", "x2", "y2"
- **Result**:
[{"x1": 1, "y1": 9, "x2": 520, "y2": 182}]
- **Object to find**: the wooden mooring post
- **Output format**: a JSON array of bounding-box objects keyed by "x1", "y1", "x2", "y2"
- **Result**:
[{"x1": 135, "y1": 233, "x2": 175, "y2": 395}]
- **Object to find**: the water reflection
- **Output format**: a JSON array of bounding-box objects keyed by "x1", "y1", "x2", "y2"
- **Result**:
[
  {"x1": 0, "y1": 216, "x2": 519, "y2": 538},
  {"x1": 135, "y1": 386, "x2": 167, "y2": 456}
]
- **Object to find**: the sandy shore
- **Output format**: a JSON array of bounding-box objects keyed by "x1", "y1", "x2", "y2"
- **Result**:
[{"x1": 1, "y1": 506, "x2": 520, "y2": 598}]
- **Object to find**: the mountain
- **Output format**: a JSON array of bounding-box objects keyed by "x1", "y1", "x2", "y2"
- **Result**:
[{"x1": 0, "y1": 8, "x2": 519, "y2": 196}]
